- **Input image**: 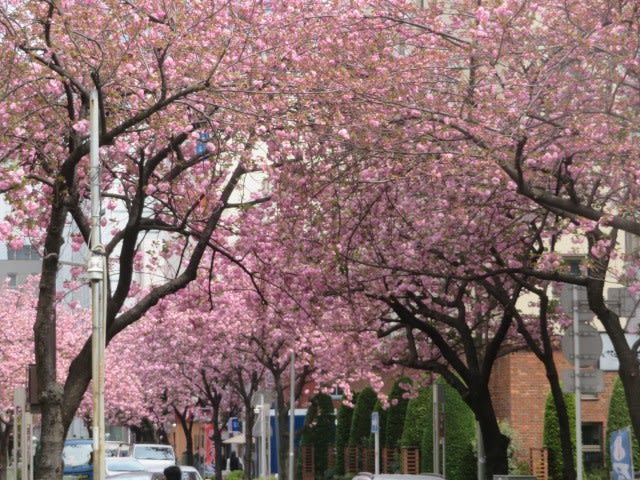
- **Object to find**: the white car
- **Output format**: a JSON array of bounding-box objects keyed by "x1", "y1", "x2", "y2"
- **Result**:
[
  {"x1": 180, "y1": 465, "x2": 204, "y2": 480},
  {"x1": 130, "y1": 444, "x2": 176, "y2": 473},
  {"x1": 106, "y1": 457, "x2": 148, "y2": 476}
]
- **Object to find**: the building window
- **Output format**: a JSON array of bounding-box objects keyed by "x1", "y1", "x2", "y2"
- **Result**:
[
  {"x1": 329, "y1": 385, "x2": 345, "y2": 400},
  {"x1": 564, "y1": 256, "x2": 584, "y2": 275},
  {"x1": 582, "y1": 422, "x2": 603, "y2": 471},
  {"x1": 7, "y1": 244, "x2": 40, "y2": 260}
]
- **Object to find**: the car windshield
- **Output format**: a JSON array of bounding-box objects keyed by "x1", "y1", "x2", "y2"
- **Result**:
[
  {"x1": 134, "y1": 446, "x2": 174, "y2": 460},
  {"x1": 63, "y1": 443, "x2": 92, "y2": 467}
]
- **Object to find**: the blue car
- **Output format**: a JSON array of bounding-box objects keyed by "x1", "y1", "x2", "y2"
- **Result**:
[{"x1": 63, "y1": 438, "x2": 94, "y2": 480}]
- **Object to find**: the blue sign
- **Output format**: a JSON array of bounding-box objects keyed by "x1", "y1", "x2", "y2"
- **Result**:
[
  {"x1": 229, "y1": 417, "x2": 240, "y2": 433},
  {"x1": 196, "y1": 131, "x2": 209, "y2": 155},
  {"x1": 611, "y1": 428, "x2": 634, "y2": 480},
  {"x1": 371, "y1": 412, "x2": 379, "y2": 434}
]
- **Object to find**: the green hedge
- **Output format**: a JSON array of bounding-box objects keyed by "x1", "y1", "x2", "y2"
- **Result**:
[
  {"x1": 299, "y1": 393, "x2": 336, "y2": 478},
  {"x1": 349, "y1": 387, "x2": 378, "y2": 447},
  {"x1": 542, "y1": 390, "x2": 575, "y2": 480},
  {"x1": 606, "y1": 376, "x2": 639, "y2": 470},
  {"x1": 400, "y1": 387, "x2": 431, "y2": 448},
  {"x1": 335, "y1": 393, "x2": 357, "y2": 475},
  {"x1": 385, "y1": 378, "x2": 411, "y2": 450},
  {"x1": 420, "y1": 381, "x2": 476, "y2": 480}
]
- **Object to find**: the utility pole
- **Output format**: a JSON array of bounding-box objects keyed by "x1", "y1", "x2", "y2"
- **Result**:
[
  {"x1": 572, "y1": 285, "x2": 583, "y2": 480},
  {"x1": 289, "y1": 350, "x2": 295, "y2": 480},
  {"x1": 89, "y1": 88, "x2": 106, "y2": 480}
]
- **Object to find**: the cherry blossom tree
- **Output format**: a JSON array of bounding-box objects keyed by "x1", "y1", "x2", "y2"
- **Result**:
[
  {"x1": 0, "y1": 1, "x2": 368, "y2": 478},
  {"x1": 360, "y1": 0, "x2": 640, "y2": 450},
  {"x1": 212, "y1": 3, "x2": 640, "y2": 479},
  {"x1": 108, "y1": 287, "x2": 244, "y2": 478},
  {"x1": 249, "y1": 1, "x2": 640, "y2": 475},
  {"x1": 0, "y1": 278, "x2": 90, "y2": 480},
  {"x1": 0, "y1": 281, "x2": 37, "y2": 480}
]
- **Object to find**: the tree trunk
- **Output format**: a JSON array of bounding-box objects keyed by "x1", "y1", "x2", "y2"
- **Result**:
[
  {"x1": 271, "y1": 371, "x2": 292, "y2": 479},
  {"x1": 243, "y1": 400, "x2": 256, "y2": 480},
  {"x1": 546, "y1": 366, "x2": 576, "y2": 480},
  {"x1": 34, "y1": 190, "x2": 69, "y2": 480},
  {"x1": 276, "y1": 393, "x2": 290, "y2": 480},
  {"x1": 585, "y1": 246, "x2": 640, "y2": 452},
  {"x1": 211, "y1": 406, "x2": 223, "y2": 480},
  {"x1": 0, "y1": 421, "x2": 10, "y2": 480},
  {"x1": 469, "y1": 386, "x2": 509, "y2": 480},
  {"x1": 175, "y1": 408, "x2": 195, "y2": 466},
  {"x1": 590, "y1": 297, "x2": 640, "y2": 449}
]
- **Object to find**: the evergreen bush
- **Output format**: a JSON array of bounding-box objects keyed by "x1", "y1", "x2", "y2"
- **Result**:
[
  {"x1": 385, "y1": 377, "x2": 411, "y2": 451},
  {"x1": 400, "y1": 387, "x2": 431, "y2": 448},
  {"x1": 335, "y1": 393, "x2": 357, "y2": 475},
  {"x1": 349, "y1": 387, "x2": 378, "y2": 447},
  {"x1": 299, "y1": 393, "x2": 337, "y2": 479}
]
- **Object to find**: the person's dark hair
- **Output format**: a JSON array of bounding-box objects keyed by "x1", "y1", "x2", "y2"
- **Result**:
[{"x1": 163, "y1": 465, "x2": 181, "y2": 480}]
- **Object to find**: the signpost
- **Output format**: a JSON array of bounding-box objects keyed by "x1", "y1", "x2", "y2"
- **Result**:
[
  {"x1": 610, "y1": 428, "x2": 634, "y2": 480},
  {"x1": 11, "y1": 387, "x2": 33, "y2": 480},
  {"x1": 560, "y1": 286, "x2": 606, "y2": 480},
  {"x1": 561, "y1": 369, "x2": 605, "y2": 395},
  {"x1": 371, "y1": 412, "x2": 380, "y2": 475},
  {"x1": 561, "y1": 324, "x2": 602, "y2": 367},
  {"x1": 228, "y1": 417, "x2": 240, "y2": 433},
  {"x1": 252, "y1": 391, "x2": 273, "y2": 478},
  {"x1": 433, "y1": 384, "x2": 445, "y2": 477}
]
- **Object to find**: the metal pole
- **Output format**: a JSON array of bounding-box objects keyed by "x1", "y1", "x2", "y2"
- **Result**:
[
  {"x1": 274, "y1": 396, "x2": 280, "y2": 476},
  {"x1": 374, "y1": 426, "x2": 380, "y2": 475},
  {"x1": 433, "y1": 386, "x2": 440, "y2": 475},
  {"x1": 90, "y1": 88, "x2": 106, "y2": 480},
  {"x1": 289, "y1": 350, "x2": 295, "y2": 480},
  {"x1": 11, "y1": 389, "x2": 23, "y2": 480},
  {"x1": 261, "y1": 393, "x2": 267, "y2": 478},
  {"x1": 441, "y1": 426, "x2": 446, "y2": 479},
  {"x1": 441, "y1": 393, "x2": 445, "y2": 479},
  {"x1": 25, "y1": 412, "x2": 33, "y2": 480},
  {"x1": 476, "y1": 422, "x2": 485, "y2": 480},
  {"x1": 572, "y1": 285, "x2": 583, "y2": 480}
]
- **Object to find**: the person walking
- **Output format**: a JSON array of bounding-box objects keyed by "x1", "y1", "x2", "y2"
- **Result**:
[{"x1": 229, "y1": 451, "x2": 242, "y2": 471}]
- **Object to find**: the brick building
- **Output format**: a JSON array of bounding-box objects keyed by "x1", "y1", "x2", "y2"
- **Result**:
[{"x1": 489, "y1": 349, "x2": 619, "y2": 472}]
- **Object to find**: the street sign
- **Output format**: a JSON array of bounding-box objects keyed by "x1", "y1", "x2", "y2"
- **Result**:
[
  {"x1": 228, "y1": 417, "x2": 240, "y2": 433},
  {"x1": 561, "y1": 324, "x2": 603, "y2": 367},
  {"x1": 562, "y1": 369, "x2": 605, "y2": 394},
  {"x1": 371, "y1": 412, "x2": 379, "y2": 433},
  {"x1": 610, "y1": 428, "x2": 634, "y2": 480}
]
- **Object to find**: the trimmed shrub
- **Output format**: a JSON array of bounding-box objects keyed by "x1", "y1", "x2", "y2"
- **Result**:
[
  {"x1": 299, "y1": 393, "x2": 336, "y2": 479},
  {"x1": 606, "y1": 376, "x2": 639, "y2": 470},
  {"x1": 542, "y1": 390, "x2": 575, "y2": 480},
  {"x1": 401, "y1": 387, "x2": 431, "y2": 448},
  {"x1": 336, "y1": 394, "x2": 357, "y2": 475},
  {"x1": 349, "y1": 387, "x2": 378, "y2": 447},
  {"x1": 385, "y1": 378, "x2": 412, "y2": 451}
]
